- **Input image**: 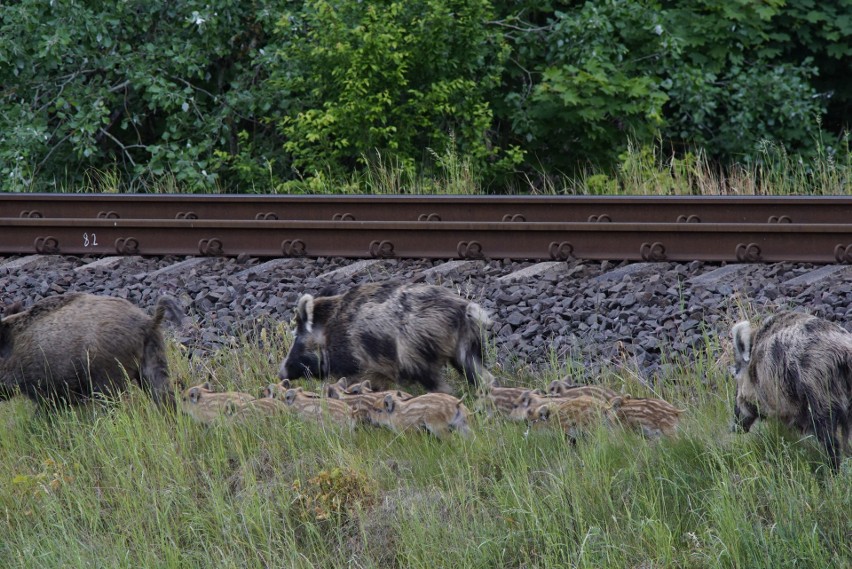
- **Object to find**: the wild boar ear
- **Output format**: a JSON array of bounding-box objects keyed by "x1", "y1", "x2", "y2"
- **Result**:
[
  {"x1": 296, "y1": 294, "x2": 316, "y2": 333},
  {"x1": 279, "y1": 378, "x2": 291, "y2": 389},
  {"x1": 383, "y1": 394, "x2": 396, "y2": 413},
  {"x1": 225, "y1": 400, "x2": 238, "y2": 416},
  {"x1": 520, "y1": 390, "x2": 532, "y2": 407},
  {"x1": 262, "y1": 385, "x2": 273, "y2": 398},
  {"x1": 189, "y1": 387, "x2": 201, "y2": 404},
  {"x1": 610, "y1": 396, "x2": 624, "y2": 410},
  {"x1": 201, "y1": 381, "x2": 211, "y2": 391},
  {"x1": 361, "y1": 380, "x2": 372, "y2": 392},
  {"x1": 732, "y1": 321, "x2": 753, "y2": 363},
  {"x1": 537, "y1": 405, "x2": 550, "y2": 420},
  {"x1": 326, "y1": 385, "x2": 339, "y2": 399},
  {"x1": 284, "y1": 388, "x2": 297, "y2": 405}
]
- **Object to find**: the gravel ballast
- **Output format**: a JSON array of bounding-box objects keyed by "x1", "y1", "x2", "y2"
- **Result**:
[{"x1": 2, "y1": 255, "x2": 850, "y2": 384}]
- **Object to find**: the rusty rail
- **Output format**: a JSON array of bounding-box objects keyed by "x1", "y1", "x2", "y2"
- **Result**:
[
  {"x1": 3, "y1": 216, "x2": 852, "y2": 263},
  {"x1": 3, "y1": 194, "x2": 852, "y2": 223}
]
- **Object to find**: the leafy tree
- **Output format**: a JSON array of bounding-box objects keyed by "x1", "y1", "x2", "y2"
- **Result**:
[
  {"x1": 0, "y1": 0, "x2": 846, "y2": 192},
  {"x1": 0, "y1": 0, "x2": 278, "y2": 191},
  {"x1": 266, "y1": 0, "x2": 519, "y2": 185},
  {"x1": 497, "y1": 1, "x2": 671, "y2": 169}
]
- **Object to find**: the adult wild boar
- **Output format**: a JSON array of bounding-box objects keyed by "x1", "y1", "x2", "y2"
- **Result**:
[
  {"x1": 278, "y1": 282, "x2": 493, "y2": 391},
  {"x1": 0, "y1": 293, "x2": 183, "y2": 408},
  {"x1": 731, "y1": 311, "x2": 852, "y2": 470}
]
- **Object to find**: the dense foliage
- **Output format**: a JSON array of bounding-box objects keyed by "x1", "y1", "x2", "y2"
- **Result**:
[{"x1": 1, "y1": 0, "x2": 849, "y2": 191}]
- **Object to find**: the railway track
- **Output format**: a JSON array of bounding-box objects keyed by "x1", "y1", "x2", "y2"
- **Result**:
[{"x1": 1, "y1": 194, "x2": 851, "y2": 263}]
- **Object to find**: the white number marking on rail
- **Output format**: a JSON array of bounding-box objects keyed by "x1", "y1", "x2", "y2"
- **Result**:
[{"x1": 83, "y1": 233, "x2": 99, "y2": 247}]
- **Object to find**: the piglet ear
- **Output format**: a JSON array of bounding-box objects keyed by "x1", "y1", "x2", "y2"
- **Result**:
[
  {"x1": 326, "y1": 385, "x2": 340, "y2": 399},
  {"x1": 284, "y1": 389, "x2": 298, "y2": 405},
  {"x1": 201, "y1": 381, "x2": 211, "y2": 391},
  {"x1": 537, "y1": 405, "x2": 550, "y2": 420},
  {"x1": 189, "y1": 387, "x2": 201, "y2": 404},
  {"x1": 361, "y1": 380, "x2": 372, "y2": 392},
  {"x1": 383, "y1": 393, "x2": 396, "y2": 413},
  {"x1": 279, "y1": 378, "x2": 291, "y2": 389}
]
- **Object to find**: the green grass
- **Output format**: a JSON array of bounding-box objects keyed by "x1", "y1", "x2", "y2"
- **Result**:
[{"x1": 1, "y1": 328, "x2": 850, "y2": 568}]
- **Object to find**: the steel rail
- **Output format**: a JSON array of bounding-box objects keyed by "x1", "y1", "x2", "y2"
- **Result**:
[
  {"x1": 3, "y1": 194, "x2": 852, "y2": 224},
  {"x1": 3, "y1": 217, "x2": 852, "y2": 263}
]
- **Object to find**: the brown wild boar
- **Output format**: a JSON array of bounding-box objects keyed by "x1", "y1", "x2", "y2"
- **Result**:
[
  {"x1": 232, "y1": 397, "x2": 289, "y2": 420},
  {"x1": 478, "y1": 379, "x2": 531, "y2": 418},
  {"x1": 0, "y1": 292, "x2": 183, "y2": 408},
  {"x1": 548, "y1": 379, "x2": 620, "y2": 401},
  {"x1": 281, "y1": 388, "x2": 356, "y2": 427},
  {"x1": 262, "y1": 380, "x2": 321, "y2": 400},
  {"x1": 179, "y1": 382, "x2": 255, "y2": 424},
  {"x1": 365, "y1": 392, "x2": 472, "y2": 438},
  {"x1": 278, "y1": 281, "x2": 493, "y2": 391},
  {"x1": 526, "y1": 395, "x2": 614, "y2": 441},
  {"x1": 325, "y1": 383, "x2": 414, "y2": 424},
  {"x1": 609, "y1": 396, "x2": 684, "y2": 437},
  {"x1": 731, "y1": 311, "x2": 852, "y2": 469},
  {"x1": 338, "y1": 379, "x2": 414, "y2": 399},
  {"x1": 508, "y1": 389, "x2": 550, "y2": 421}
]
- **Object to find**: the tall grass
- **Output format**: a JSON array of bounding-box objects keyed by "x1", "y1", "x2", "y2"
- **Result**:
[
  {"x1": 2, "y1": 326, "x2": 850, "y2": 568},
  {"x1": 567, "y1": 134, "x2": 851, "y2": 196},
  {"x1": 24, "y1": 131, "x2": 851, "y2": 196}
]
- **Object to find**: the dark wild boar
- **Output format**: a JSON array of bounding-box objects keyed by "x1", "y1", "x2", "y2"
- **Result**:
[
  {"x1": 279, "y1": 282, "x2": 493, "y2": 391},
  {"x1": 731, "y1": 311, "x2": 852, "y2": 470}
]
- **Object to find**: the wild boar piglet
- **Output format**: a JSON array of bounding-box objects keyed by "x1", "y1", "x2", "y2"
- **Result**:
[
  {"x1": 180, "y1": 382, "x2": 254, "y2": 424},
  {"x1": 526, "y1": 395, "x2": 614, "y2": 441},
  {"x1": 610, "y1": 396, "x2": 684, "y2": 437},
  {"x1": 366, "y1": 393, "x2": 472, "y2": 438},
  {"x1": 281, "y1": 388, "x2": 356, "y2": 427},
  {"x1": 547, "y1": 379, "x2": 619, "y2": 401}
]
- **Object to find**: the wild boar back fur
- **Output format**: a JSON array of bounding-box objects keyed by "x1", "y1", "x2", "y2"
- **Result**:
[
  {"x1": 0, "y1": 292, "x2": 183, "y2": 407},
  {"x1": 279, "y1": 282, "x2": 493, "y2": 391},
  {"x1": 732, "y1": 311, "x2": 852, "y2": 469}
]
